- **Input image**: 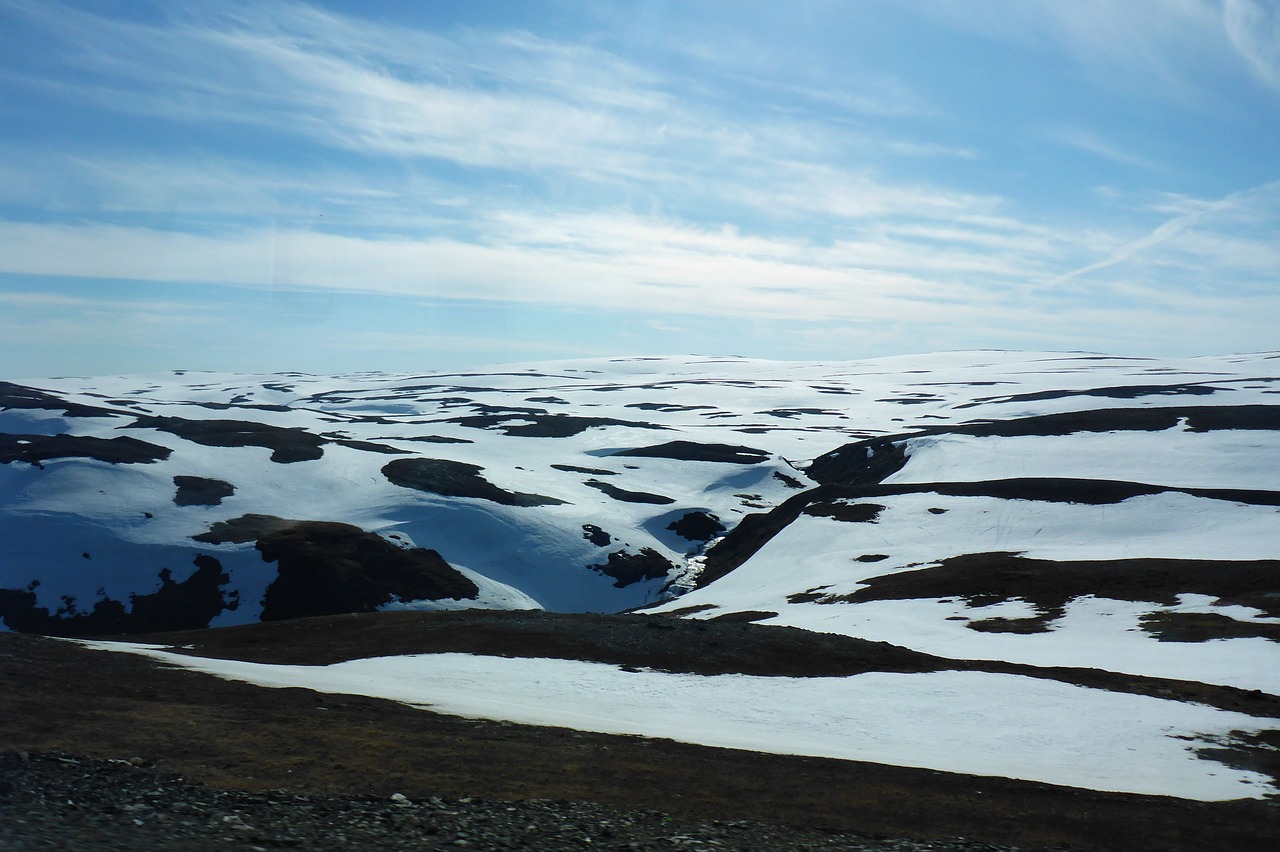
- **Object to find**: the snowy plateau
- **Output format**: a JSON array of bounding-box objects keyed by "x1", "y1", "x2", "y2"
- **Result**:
[{"x1": 3, "y1": 351, "x2": 1279, "y2": 804}]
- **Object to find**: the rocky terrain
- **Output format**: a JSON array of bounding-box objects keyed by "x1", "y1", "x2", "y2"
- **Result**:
[{"x1": 4, "y1": 618, "x2": 1280, "y2": 851}]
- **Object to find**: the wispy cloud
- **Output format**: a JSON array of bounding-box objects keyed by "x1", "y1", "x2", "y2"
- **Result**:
[
  {"x1": 1045, "y1": 127, "x2": 1162, "y2": 170},
  {"x1": 1050, "y1": 179, "x2": 1280, "y2": 286},
  {"x1": 1, "y1": 0, "x2": 983, "y2": 228},
  {"x1": 1223, "y1": 0, "x2": 1280, "y2": 91}
]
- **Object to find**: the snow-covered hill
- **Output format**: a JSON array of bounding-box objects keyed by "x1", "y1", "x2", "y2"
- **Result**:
[
  {"x1": 2, "y1": 351, "x2": 1277, "y2": 635},
  {"x1": 4, "y1": 351, "x2": 1280, "y2": 802}
]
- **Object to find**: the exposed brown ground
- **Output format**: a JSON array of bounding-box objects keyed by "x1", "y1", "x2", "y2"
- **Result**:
[{"x1": 3, "y1": 612, "x2": 1280, "y2": 851}]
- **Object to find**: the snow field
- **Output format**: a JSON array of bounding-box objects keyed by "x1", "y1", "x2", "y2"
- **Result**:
[{"x1": 78, "y1": 642, "x2": 1280, "y2": 801}]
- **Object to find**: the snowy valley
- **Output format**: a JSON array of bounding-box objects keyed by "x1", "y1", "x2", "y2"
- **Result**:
[{"x1": 2, "y1": 351, "x2": 1279, "y2": 809}]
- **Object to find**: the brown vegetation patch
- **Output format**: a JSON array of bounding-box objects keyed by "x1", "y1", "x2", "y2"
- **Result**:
[{"x1": 2, "y1": 624, "x2": 1279, "y2": 851}]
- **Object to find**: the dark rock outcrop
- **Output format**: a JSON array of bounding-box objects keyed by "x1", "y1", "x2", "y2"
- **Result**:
[
  {"x1": 257, "y1": 520, "x2": 479, "y2": 621},
  {"x1": 0, "y1": 434, "x2": 172, "y2": 466},
  {"x1": 805, "y1": 438, "x2": 907, "y2": 486},
  {"x1": 173, "y1": 476, "x2": 235, "y2": 506},
  {"x1": 588, "y1": 548, "x2": 676, "y2": 588},
  {"x1": 666, "y1": 511, "x2": 726, "y2": 541},
  {"x1": 582, "y1": 525, "x2": 612, "y2": 546},
  {"x1": 0, "y1": 555, "x2": 232, "y2": 636}
]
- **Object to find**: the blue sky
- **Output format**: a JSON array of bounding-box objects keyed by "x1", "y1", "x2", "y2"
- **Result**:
[{"x1": 1, "y1": 0, "x2": 1277, "y2": 376}]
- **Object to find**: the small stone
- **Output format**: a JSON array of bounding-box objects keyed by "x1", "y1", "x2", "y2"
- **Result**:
[
  {"x1": 127, "y1": 756, "x2": 147, "y2": 767},
  {"x1": 390, "y1": 792, "x2": 411, "y2": 806}
]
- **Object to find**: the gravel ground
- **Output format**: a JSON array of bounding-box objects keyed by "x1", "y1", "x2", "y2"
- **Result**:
[{"x1": 0, "y1": 751, "x2": 1023, "y2": 851}]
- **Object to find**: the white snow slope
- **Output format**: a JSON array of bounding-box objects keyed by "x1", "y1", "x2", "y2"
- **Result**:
[{"x1": 5, "y1": 350, "x2": 1280, "y2": 800}]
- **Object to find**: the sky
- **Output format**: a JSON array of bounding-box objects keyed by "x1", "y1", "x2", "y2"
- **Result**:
[{"x1": 1, "y1": 0, "x2": 1278, "y2": 376}]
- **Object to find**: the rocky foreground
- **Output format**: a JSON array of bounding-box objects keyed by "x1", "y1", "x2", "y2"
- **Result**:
[
  {"x1": 3, "y1": 617, "x2": 1279, "y2": 851},
  {"x1": 1, "y1": 751, "x2": 1021, "y2": 851}
]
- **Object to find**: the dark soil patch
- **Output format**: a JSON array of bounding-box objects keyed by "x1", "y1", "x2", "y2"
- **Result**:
[
  {"x1": 583, "y1": 479, "x2": 675, "y2": 505},
  {"x1": 0, "y1": 555, "x2": 233, "y2": 636},
  {"x1": 0, "y1": 433, "x2": 172, "y2": 466},
  {"x1": 3, "y1": 622, "x2": 1279, "y2": 851},
  {"x1": 128, "y1": 416, "x2": 327, "y2": 463},
  {"x1": 614, "y1": 441, "x2": 770, "y2": 464},
  {"x1": 1140, "y1": 612, "x2": 1280, "y2": 643},
  {"x1": 383, "y1": 458, "x2": 566, "y2": 507},
  {"x1": 588, "y1": 549, "x2": 676, "y2": 588},
  {"x1": 172, "y1": 475, "x2": 235, "y2": 506}
]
